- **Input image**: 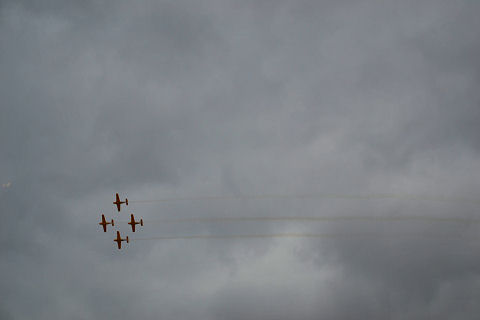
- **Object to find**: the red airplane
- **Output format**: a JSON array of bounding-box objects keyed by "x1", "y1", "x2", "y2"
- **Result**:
[
  {"x1": 99, "y1": 214, "x2": 114, "y2": 232},
  {"x1": 113, "y1": 193, "x2": 128, "y2": 212},
  {"x1": 128, "y1": 214, "x2": 143, "y2": 232},
  {"x1": 114, "y1": 231, "x2": 129, "y2": 249}
]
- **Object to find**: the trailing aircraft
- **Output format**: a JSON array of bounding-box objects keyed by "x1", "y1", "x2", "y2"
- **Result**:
[
  {"x1": 113, "y1": 193, "x2": 128, "y2": 212},
  {"x1": 99, "y1": 214, "x2": 114, "y2": 232},
  {"x1": 128, "y1": 214, "x2": 144, "y2": 232},
  {"x1": 114, "y1": 231, "x2": 129, "y2": 249}
]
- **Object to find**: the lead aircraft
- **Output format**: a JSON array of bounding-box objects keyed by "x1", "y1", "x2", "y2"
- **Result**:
[
  {"x1": 99, "y1": 214, "x2": 114, "y2": 232},
  {"x1": 113, "y1": 193, "x2": 128, "y2": 212},
  {"x1": 114, "y1": 231, "x2": 129, "y2": 249},
  {"x1": 128, "y1": 214, "x2": 143, "y2": 232}
]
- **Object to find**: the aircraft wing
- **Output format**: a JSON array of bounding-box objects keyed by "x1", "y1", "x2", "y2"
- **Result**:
[
  {"x1": 130, "y1": 214, "x2": 136, "y2": 232},
  {"x1": 100, "y1": 214, "x2": 107, "y2": 232},
  {"x1": 115, "y1": 193, "x2": 121, "y2": 211},
  {"x1": 115, "y1": 231, "x2": 122, "y2": 249}
]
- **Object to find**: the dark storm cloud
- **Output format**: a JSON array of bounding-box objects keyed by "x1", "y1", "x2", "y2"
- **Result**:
[{"x1": 1, "y1": 0, "x2": 480, "y2": 319}]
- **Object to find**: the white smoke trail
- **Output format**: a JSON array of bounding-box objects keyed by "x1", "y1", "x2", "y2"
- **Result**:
[
  {"x1": 119, "y1": 215, "x2": 480, "y2": 224},
  {"x1": 132, "y1": 232, "x2": 475, "y2": 241},
  {"x1": 133, "y1": 233, "x2": 376, "y2": 241},
  {"x1": 129, "y1": 193, "x2": 480, "y2": 204}
]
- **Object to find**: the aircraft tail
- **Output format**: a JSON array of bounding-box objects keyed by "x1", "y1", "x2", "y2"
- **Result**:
[
  {"x1": 140, "y1": 219, "x2": 143, "y2": 226},
  {"x1": 111, "y1": 219, "x2": 115, "y2": 226},
  {"x1": 126, "y1": 198, "x2": 129, "y2": 206},
  {"x1": 126, "y1": 236, "x2": 129, "y2": 243}
]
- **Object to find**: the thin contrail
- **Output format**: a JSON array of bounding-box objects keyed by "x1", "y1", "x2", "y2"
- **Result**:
[
  {"x1": 129, "y1": 193, "x2": 480, "y2": 204},
  {"x1": 132, "y1": 232, "x2": 474, "y2": 241},
  {"x1": 133, "y1": 233, "x2": 379, "y2": 241},
  {"x1": 119, "y1": 215, "x2": 480, "y2": 224}
]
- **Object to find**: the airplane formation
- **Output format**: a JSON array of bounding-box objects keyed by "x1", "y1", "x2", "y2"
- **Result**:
[{"x1": 99, "y1": 193, "x2": 143, "y2": 249}]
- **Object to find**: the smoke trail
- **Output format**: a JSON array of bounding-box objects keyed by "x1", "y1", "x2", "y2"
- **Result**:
[
  {"x1": 129, "y1": 193, "x2": 480, "y2": 204},
  {"x1": 120, "y1": 215, "x2": 480, "y2": 224},
  {"x1": 132, "y1": 232, "x2": 475, "y2": 241},
  {"x1": 133, "y1": 233, "x2": 376, "y2": 241}
]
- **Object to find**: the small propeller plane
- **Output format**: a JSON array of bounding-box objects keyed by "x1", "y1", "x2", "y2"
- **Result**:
[
  {"x1": 113, "y1": 193, "x2": 128, "y2": 212},
  {"x1": 99, "y1": 214, "x2": 114, "y2": 232},
  {"x1": 114, "y1": 231, "x2": 129, "y2": 249},
  {"x1": 128, "y1": 214, "x2": 144, "y2": 232}
]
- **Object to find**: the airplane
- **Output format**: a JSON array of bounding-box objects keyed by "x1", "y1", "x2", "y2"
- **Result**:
[
  {"x1": 113, "y1": 193, "x2": 128, "y2": 212},
  {"x1": 128, "y1": 214, "x2": 143, "y2": 232},
  {"x1": 114, "y1": 231, "x2": 129, "y2": 249},
  {"x1": 99, "y1": 214, "x2": 114, "y2": 232}
]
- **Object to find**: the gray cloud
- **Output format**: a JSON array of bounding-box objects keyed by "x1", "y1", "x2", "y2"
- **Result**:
[{"x1": 1, "y1": 0, "x2": 480, "y2": 319}]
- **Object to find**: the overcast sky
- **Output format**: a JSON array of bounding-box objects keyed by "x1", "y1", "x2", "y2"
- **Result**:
[{"x1": 1, "y1": 0, "x2": 480, "y2": 319}]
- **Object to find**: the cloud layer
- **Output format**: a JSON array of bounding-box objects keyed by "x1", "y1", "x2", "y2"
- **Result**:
[{"x1": 1, "y1": 0, "x2": 480, "y2": 319}]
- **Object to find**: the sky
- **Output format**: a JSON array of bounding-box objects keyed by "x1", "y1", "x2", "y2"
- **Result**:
[{"x1": 1, "y1": 0, "x2": 480, "y2": 319}]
